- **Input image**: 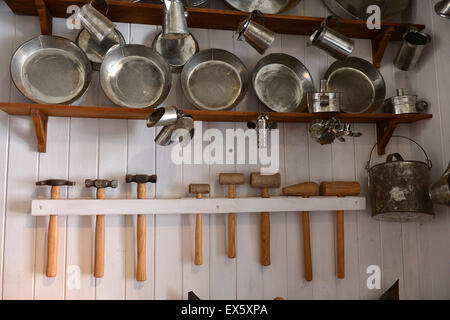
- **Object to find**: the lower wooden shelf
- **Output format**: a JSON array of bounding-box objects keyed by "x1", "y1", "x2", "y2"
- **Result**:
[
  {"x1": 0, "y1": 102, "x2": 432, "y2": 155},
  {"x1": 31, "y1": 196, "x2": 366, "y2": 216}
]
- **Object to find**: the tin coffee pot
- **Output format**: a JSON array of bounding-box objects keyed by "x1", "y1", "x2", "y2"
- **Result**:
[
  {"x1": 308, "y1": 16, "x2": 354, "y2": 60},
  {"x1": 394, "y1": 26, "x2": 431, "y2": 71},
  {"x1": 236, "y1": 10, "x2": 276, "y2": 55},
  {"x1": 78, "y1": 1, "x2": 116, "y2": 44},
  {"x1": 429, "y1": 162, "x2": 450, "y2": 206},
  {"x1": 162, "y1": 0, "x2": 189, "y2": 40}
]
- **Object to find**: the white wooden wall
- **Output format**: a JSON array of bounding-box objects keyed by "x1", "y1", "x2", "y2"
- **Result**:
[{"x1": 0, "y1": 0, "x2": 449, "y2": 300}]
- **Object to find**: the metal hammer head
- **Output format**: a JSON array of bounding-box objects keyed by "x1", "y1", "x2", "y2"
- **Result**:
[
  {"x1": 219, "y1": 173, "x2": 245, "y2": 185},
  {"x1": 319, "y1": 181, "x2": 361, "y2": 196},
  {"x1": 282, "y1": 182, "x2": 319, "y2": 197},
  {"x1": 36, "y1": 179, "x2": 75, "y2": 187},
  {"x1": 189, "y1": 184, "x2": 210, "y2": 194},
  {"x1": 85, "y1": 179, "x2": 118, "y2": 189},
  {"x1": 250, "y1": 173, "x2": 281, "y2": 188},
  {"x1": 126, "y1": 174, "x2": 157, "y2": 184}
]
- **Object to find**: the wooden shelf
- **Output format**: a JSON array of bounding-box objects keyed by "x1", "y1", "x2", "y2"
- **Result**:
[
  {"x1": 0, "y1": 102, "x2": 432, "y2": 155},
  {"x1": 4, "y1": 0, "x2": 425, "y2": 68}
]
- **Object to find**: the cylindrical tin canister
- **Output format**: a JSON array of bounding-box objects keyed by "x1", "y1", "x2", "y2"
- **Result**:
[
  {"x1": 79, "y1": 3, "x2": 116, "y2": 44},
  {"x1": 394, "y1": 28, "x2": 431, "y2": 71}
]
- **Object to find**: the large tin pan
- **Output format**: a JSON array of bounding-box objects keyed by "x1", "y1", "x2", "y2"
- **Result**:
[
  {"x1": 181, "y1": 48, "x2": 248, "y2": 111},
  {"x1": 225, "y1": 0, "x2": 301, "y2": 14},
  {"x1": 252, "y1": 53, "x2": 314, "y2": 112},
  {"x1": 100, "y1": 44, "x2": 172, "y2": 109},
  {"x1": 322, "y1": 0, "x2": 410, "y2": 21},
  {"x1": 11, "y1": 35, "x2": 92, "y2": 105}
]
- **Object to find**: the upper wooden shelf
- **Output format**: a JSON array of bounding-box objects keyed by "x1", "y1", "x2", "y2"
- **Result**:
[
  {"x1": 5, "y1": 0, "x2": 425, "y2": 67},
  {"x1": 0, "y1": 102, "x2": 432, "y2": 155}
]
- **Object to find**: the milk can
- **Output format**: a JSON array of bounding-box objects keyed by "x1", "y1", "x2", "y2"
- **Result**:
[{"x1": 366, "y1": 136, "x2": 434, "y2": 222}]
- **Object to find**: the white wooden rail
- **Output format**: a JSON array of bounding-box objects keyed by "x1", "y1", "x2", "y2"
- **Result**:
[{"x1": 31, "y1": 196, "x2": 366, "y2": 216}]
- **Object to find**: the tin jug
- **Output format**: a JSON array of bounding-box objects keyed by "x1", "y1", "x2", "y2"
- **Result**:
[
  {"x1": 366, "y1": 136, "x2": 434, "y2": 222},
  {"x1": 79, "y1": 2, "x2": 116, "y2": 44},
  {"x1": 429, "y1": 162, "x2": 450, "y2": 206},
  {"x1": 236, "y1": 10, "x2": 276, "y2": 55},
  {"x1": 162, "y1": 0, "x2": 189, "y2": 40},
  {"x1": 308, "y1": 16, "x2": 354, "y2": 60},
  {"x1": 394, "y1": 26, "x2": 431, "y2": 71}
]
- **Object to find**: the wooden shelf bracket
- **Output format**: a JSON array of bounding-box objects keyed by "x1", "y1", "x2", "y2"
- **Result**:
[
  {"x1": 35, "y1": 0, "x2": 52, "y2": 35},
  {"x1": 376, "y1": 119, "x2": 398, "y2": 155},
  {"x1": 31, "y1": 108, "x2": 48, "y2": 153},
  {"x1": 372, "y1": 26, "x2": 395, "y2": 68}
]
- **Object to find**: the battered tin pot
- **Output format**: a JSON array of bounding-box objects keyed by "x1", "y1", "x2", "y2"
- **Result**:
[
  {"x1": 383, "y1": 88, "x2": 428, "y2": 114},
  {"x1": 366, "y1": 136, "x2": 434, "y2": 222}
]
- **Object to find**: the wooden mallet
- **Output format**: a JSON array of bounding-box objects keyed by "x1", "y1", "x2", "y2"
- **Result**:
[
  {"x1": 250, "y1": 172, "x2": 281, "y2": 266},
  {"x1": 36, "y1": 179, "x2": 75, "y2": 277},
  {"x1": 319, "y1": 181, "x2": 361, "y2": 279},
  {"x1": 219, "y1": 173, "x2": 245, "y2": 259},
  {"x1": 282, "y1": 182, "x2": 319, "y2": 281},
  {"x1": 189, "y1": 184, "x2": 210, "y2": 265}
]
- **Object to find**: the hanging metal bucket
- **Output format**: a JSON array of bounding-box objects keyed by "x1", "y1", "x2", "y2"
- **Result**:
[
  {"x1": 429, "y1": 162, "x2": 450, "y2": 206},
  {"x1": 366, "y1": 136, "x2": 434, "y2": 222}
]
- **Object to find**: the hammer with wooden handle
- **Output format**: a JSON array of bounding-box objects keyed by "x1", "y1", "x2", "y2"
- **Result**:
[
  {"x1": 36, "y1": 179, "x2": 75, "y2": 277},
  {"x1": 250, "y1": 172, "x2": 281, "y2": 266},
  {"x1": 85, "y1": 179, "x2": 118, "y2": 278},
  {"x1": 189, "y1": 184, "x2": 210, "y2": 265},
  {"x1": 282, "y1": 182, "x2": 319, "y2": 281},
  {"x1": 219, "y1": 173, "x2": 245, "y2": 259},
  {"x1": 319, "y1": 181, "x2": 361, "y2": 279},
  {"x1": 126, "y1": 174, "x2": 157, "y2": 282}
]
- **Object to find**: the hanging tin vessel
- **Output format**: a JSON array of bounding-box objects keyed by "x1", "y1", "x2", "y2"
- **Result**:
[
  {"x1": 307, "y1": 79, "x2": 341, "y2": 113},
  {"x1": 162, "y1": 0, "x2": 189, "y2": 40},
  {"x1": 383, "y1": 88, "x2": 428, "y2": 114},
  {"x1": 236, "y1": 10, "x2": 276, "y2": 55},
  {"x1": 366, "y1": 136, "x2": 434, "y2": 222},
  {"x1": 429, "y1": 162, "x2": 450, "y2": 206},
  {"x1": 78, "y1": 2, "x2": 116, "y2": 44},
  {"x1": 394, "y1": 26, "x2": 431, "y2": 71}
]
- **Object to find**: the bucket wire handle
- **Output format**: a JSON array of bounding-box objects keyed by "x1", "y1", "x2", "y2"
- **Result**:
[
  {"x1": 365, "y1": 135, "x2": 432, "y2": 170},
  {"x1": 322, "y1": 15, "x2": 339, "y2": 31}
]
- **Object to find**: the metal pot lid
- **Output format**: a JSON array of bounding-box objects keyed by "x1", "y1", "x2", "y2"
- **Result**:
[
  {"x1": 384, "y1": 88, "x2": 416, "y2": 103},
  {"x1": 76, "y1": 28, "x2": 126, "y2": 71},
  {"x1": 11, "y1": 35, "x2": 92, "y2": 105},
  {"x1": 224, "y1": 0, "x2": 300, "y2": 14},
  {"x1": 152, "y1": 32, "x2": 199, "y2": 73}
]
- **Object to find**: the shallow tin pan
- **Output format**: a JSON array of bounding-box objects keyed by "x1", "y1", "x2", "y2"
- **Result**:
[
  {"x1": 325, "y1": 57, "x2": 386, "y2": 114},
  {"x1": 252, "y1": 53, "x2": 315, "y2": 112},
  {"x1": 225, "y1": 0, "x2": 300, "y2": 14},
  {"x1": 100, "y1": 44, "x2": 172, "y2": 109},
  {"x1": 322, "y1": 0, "x2": 410, "y2": 21},
  {"x1": 11, "y1": 35, "x2": 92, "y2": 105},
  {"x1": 181, "y1": 48, "x2": 248, "y2": 111}
]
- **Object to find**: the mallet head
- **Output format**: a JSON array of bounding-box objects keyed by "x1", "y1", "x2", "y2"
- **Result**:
[
  {"x1": 189, "y1": 184, "x2": 210, "y2": 195},
  {"x1": 250, "y1": 173, "x2": 281, "y2": 189},
  {"x1": 219, "y1": 173, "x2": 245, "y2": 186},
  {"x1": 282, "y1": 182, "x2": 319, "y2": 197},
  {"x1": 36, "y1": 179, "x2": 75, "y2": 187},
  {"x1": 319, "y1": 181, "x2": 361, "y2": 197},
  {"x1": 125, "y1": 174, "x2": 157, "y2": 184},
  {"x1": 85, "y1": 179, "x2": 118, "y2": 189}
]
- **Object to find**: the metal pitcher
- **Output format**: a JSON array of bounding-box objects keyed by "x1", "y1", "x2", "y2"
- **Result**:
[
  {"x1": 308, "y1": 16, "x2": 354, "y2": 60},
  {"x1": 162, "y1": 0, "x2": 189, "y2": 40},
  {"x1": 429, "y1": 162, "x2": 450, "y2": 206},
  {"x1": 394, "y1": 26, "x2": 431, "y2": 71},
  {"x1": 79, "y1": 2, "x2": 116, "y2": 44},
  {"x1": 236, "y1": 10, "x2": 275, "y2": 55}
]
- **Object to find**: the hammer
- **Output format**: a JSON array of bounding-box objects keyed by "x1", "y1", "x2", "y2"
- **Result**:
[
  {"x1": 250, "y1": 172, "x2": 281, "y2": 266},
  {"x1": 189, "y1": 184, "x2": 210, "y2": 265},
  {"x1": 219, "y1": 173, "x2": 245, "y2": 259},
  {"x1": 125, "y1": 174, "x2": 157, "y2": 282},
  {"x1": 36, "y1": 179, "x2": 75, "y2": 277},
  {"x1": 282, "y1": 182, "x2": 319, "y2": 281},
  {"x1": 85, "y1": 179, "x2": 118, "y2": 278},
  {"x1": 319, "y1": 181, "x2": 361, "y2": 279}
]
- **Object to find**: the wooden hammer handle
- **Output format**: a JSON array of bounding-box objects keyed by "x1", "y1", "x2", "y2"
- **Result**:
[
  {"x1": 94, "y1": 188, "x2": 106, "y2": 278},
  {"x1": 46, "y1": 186, "x2": 60, "y2": 277},
  {"x1": 227, "y1": 184, "x2": 236, "y2": 259},
  {"x1": 337, "y1": 210, "x2": 345, "y2": 279},
  {"x1": 194, "y1": 193, "x2": 203, "y2": 265},
  {"x1": 136, "y1": 183, "x2": 146, "y2": 281},
  {"x1": 261, "y1": 212, "x2": 271, "y2": 266},
  {"x1": 302, "y1": 211, "x2": 313, "y2": 281}
]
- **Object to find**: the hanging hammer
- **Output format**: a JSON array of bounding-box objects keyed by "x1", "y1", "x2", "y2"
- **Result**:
[
  {"x1": 282, "y1": 182, "x2": 319, "y2": 281},
  {"x1": 189, "y1": 184, "x2": 210, "y2": 265},
  {"x1": 250, "y1": 172, "x2": 281, "y2": 266},
  {"x1": 125, "y1": 174, "x2": 157, "y2": 282},
  {"x1": 36, "y1": 179, "x2": 75, "y2": 277},
  {"x1": 219, "y1": 173, "x2": 245, "y2": 259},
  {"x1": 319, "y1": 181, "x2": 361, "y2": 279},
  {"x1": 85, "y1": 179, "x2": 118, "y2": 278}
]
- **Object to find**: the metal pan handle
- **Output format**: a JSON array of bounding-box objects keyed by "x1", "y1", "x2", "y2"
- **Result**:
[{"x1": 365, "y1": 135, "x2": 432, "y2": 170}]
